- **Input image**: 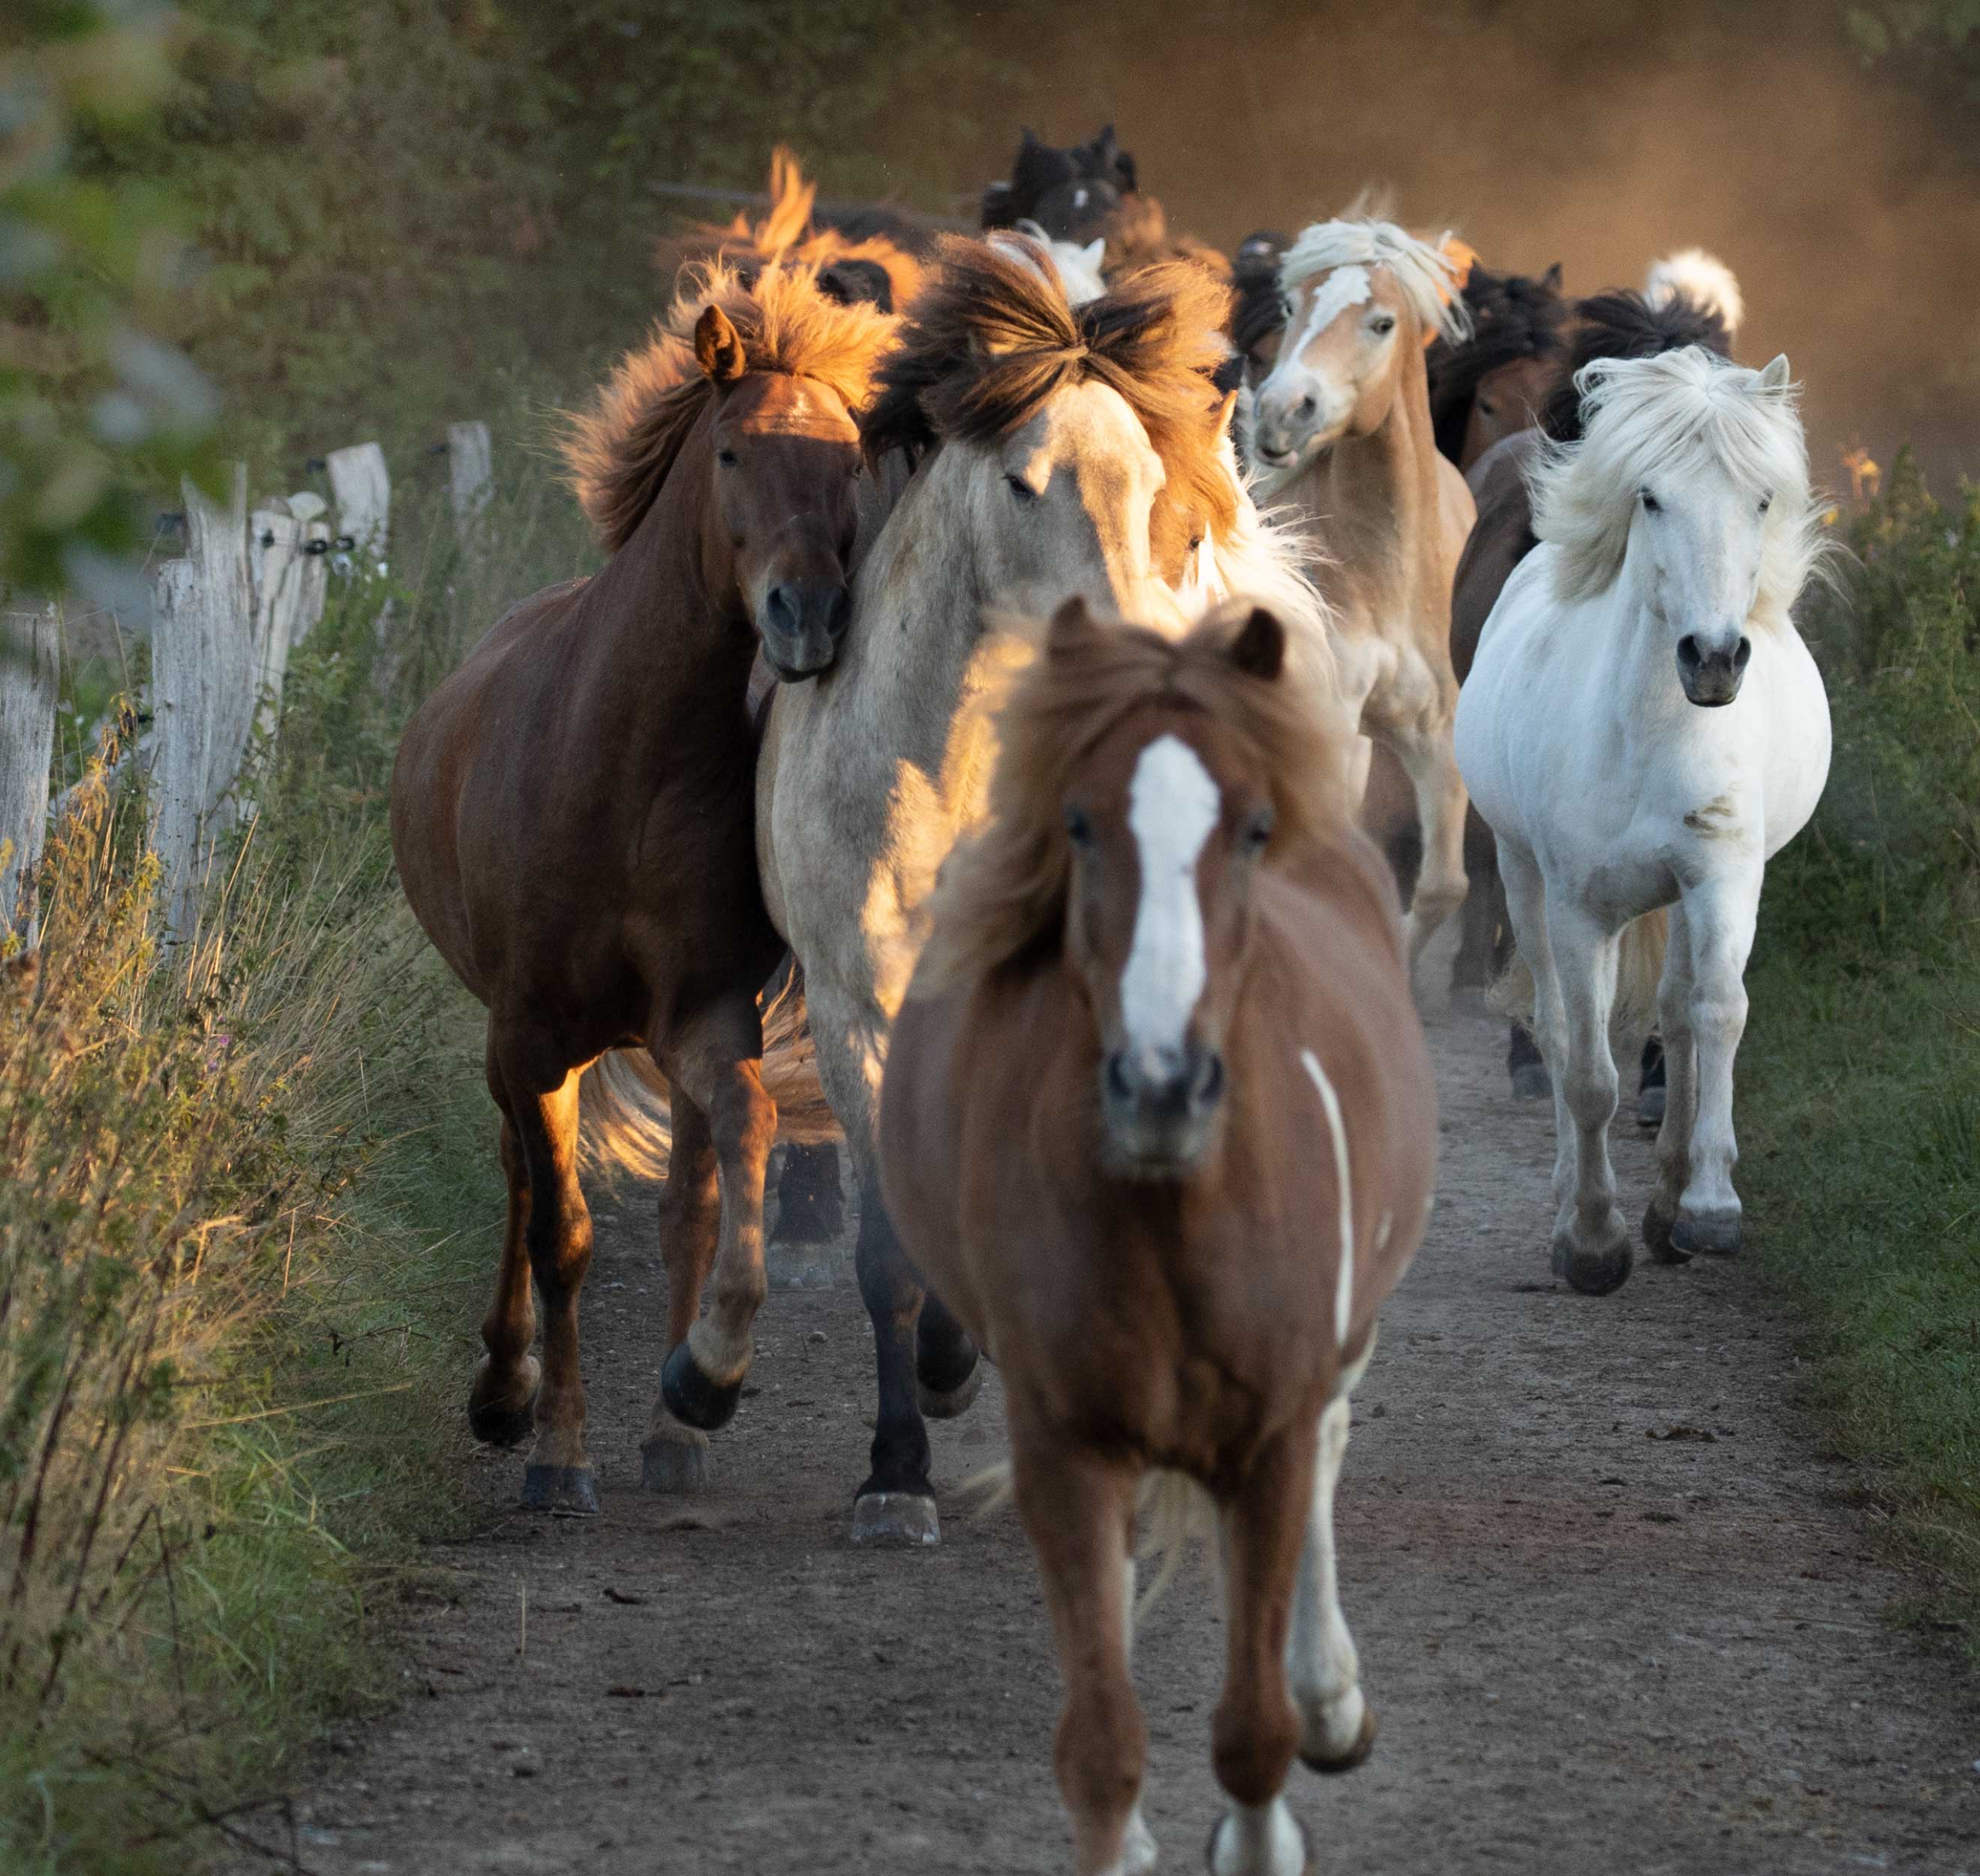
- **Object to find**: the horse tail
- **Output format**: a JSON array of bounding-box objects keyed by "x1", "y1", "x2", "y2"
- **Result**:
[
  {"x1": 575, "y1": 961, "x2": 840, "y2": 1183},
  {"x1": 1643, "y1": 248, "x2": 1744, "y2": 339},
  {"x1": 1492, "y1": 907, "x2": 1669, "y2": 1043}
]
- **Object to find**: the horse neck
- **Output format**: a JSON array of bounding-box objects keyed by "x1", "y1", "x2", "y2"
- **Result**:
[
  {"x1": 581, "y1": 419, "x2": 750, "y2": 729},
  {"x1": 1302, "y1": 341, "x2": 1444, "y2": 586}
]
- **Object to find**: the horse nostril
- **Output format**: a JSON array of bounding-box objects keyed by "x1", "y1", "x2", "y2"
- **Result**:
[
  {"x1": 1105, "y1": 1051, "x2": 1134, "y2": 1102},
  {"x1": 1193, "y1": 1051, "x2": 1225, "y2": 1109},
  {"x1": 1676, "y1": 634, "x2": 1702, "y2": 673},
  {"x1": 1296, "y1": 395, "x2": 1317, "y2": 420},
  {"x1": 768, "y1": 585, "x2": 798, "y2": 633},
  {"x1": 1733, "y1": 636, "x2": 1752, "y2": 673},
  {"x1": 827, "y1": 585, "x2": 852, "y2": 639}
]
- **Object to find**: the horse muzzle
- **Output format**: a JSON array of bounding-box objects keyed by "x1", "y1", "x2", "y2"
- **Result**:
[
  {"x1": 1099, "y1": 1041, "x2": 1226, "y2": 1179},
  {"x1": 1676, "y1": 631, "x2": 1751, "y2": 708},
  {"x1": 759, "y1": 579, "x2": 852, "y2": 682}
]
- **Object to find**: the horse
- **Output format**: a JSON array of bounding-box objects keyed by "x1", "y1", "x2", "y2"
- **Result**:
[
  {"x1": 981, "y1": 124, "x2": 1137, "y2": 237},
  {"x1": 1248, "y1": 217, "x2": 1478, "y2": 973},
  {"x1": 746, "y1": 238, "x2": 1245, "y2": 1546},
  {"x1": 389, "y1": 262, "x2": 894, "y2": 1511},
  {"x1": 1454, "y1": 348, "x2": 1830, "y2": 1296},
  {"x1": 879, "y1": 597, "x2": 1437, "y2": 1876},
  {"x1": 1426, "y1": 261, "x2": 1569, "y2": 472},
  {"x1": 1447, "y1": 276, "x2": 1739, "y2": 1097}
]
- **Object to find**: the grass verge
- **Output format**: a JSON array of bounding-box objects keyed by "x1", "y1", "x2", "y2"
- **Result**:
[{"x1": 1740, "y1": 452, "x2": 1980, "y2": 1649}]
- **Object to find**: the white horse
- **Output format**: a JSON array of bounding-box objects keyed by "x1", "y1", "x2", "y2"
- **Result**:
[{"x1": 1454, "y1": 347, "x2": 1830, "y2": 1295}]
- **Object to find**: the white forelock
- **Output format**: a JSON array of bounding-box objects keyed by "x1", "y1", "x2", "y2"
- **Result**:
[
  {"x1": 1277, "y1": 218, "x2": 1472, "y2": 345},
  {"x1": 1526, "y1": 345, "x2": 1824, "y2": 625}
]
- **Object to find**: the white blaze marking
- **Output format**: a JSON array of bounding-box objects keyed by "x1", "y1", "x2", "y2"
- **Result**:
[
  {"x1": 1301, "y1": 1048, "x2": 1355, "y2": 1347},
  {"x1": 1294, "y1": 263, "x2": 1372, "y2": 356},
  {"x1": 1121, "y1": 735, "x2": 1221, "y2": 1072}
]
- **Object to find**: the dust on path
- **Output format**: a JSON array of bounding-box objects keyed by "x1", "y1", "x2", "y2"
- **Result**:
[{"x1": 279, "y1": 1005, "x2": 1980, "y2": 1876}]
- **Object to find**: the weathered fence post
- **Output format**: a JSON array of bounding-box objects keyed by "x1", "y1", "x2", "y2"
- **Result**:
[
  {"x1": 448, "y1": 421, "x2": 493, "y2": 534},
  {"x1": 0, "y1": 600, "x2": 61, "y2": 946},
  {"x1": 248, "y1": 500, "x2": 307, "y2": 740},
  {"x1": 287, "y1": 491, "x2": 331, "y2": 646},
  {"x1": 327, "y1": 442, "x2": 390, "y2": 567},
  {"x1": 152, "y1": 464, "x2": 256, "y2": 942}
]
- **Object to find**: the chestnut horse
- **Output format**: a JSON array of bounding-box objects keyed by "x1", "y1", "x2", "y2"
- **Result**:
[
  {"x1": 881, "y1": 599, "x2": 1437, "y2": 1875},
  {"x1": 390, "y1": 263, "x2": 892, "y2": 1512}
]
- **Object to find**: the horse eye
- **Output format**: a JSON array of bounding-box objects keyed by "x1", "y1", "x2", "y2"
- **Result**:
[
  {"x1": 1370, "y1": 315, "x2": 1396, "y2": 336},
  {"x1": 717, "y1": 447, "x2": 739, "y2": 467},
  {"x1": 1007, "y1": 474, "x2": 1038, "y2": 502},
  {"x1": 1244, "y1": 807, "x2": 1275, "y2": 851},
  {"x1": 1758, "y1": 493, "x2": 1773, "y2": 514},
  {"x1": 1063, "y1": 805, "x2": 1093, "y2": 846},
  {"x1": 1640, "y1": 490, "x2": 1661, "y2": 513},
  {"x1": 1188, "y1": 534, "x2": 1205, "y2": 554}
]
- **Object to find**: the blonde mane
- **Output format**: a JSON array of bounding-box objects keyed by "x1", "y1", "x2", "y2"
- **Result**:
[
  {"x1": 1278, "y1": 218, "x2": 1473, "y2": 345},
  {"x1": 914, "y1": 600, "x2": 1357, "y2": 994},
  {"x1": 559, "y1": 260, "x2": 894, "y2": 552},
  {"x1": 1527, "y1": 346, "x2": 1824, "y2": 627}
]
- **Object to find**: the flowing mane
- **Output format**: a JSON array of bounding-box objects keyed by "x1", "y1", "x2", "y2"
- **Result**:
[
  {"x1": 1527, "y1": 347, "x2": 1822, "y2": 625},
  {"x1": 1426, "y1": 263, "x2": 1570, "y2": 461},
  {"x1": 914, "y1": 601, "x2": 1355, "y2": 994},
  {"x1": 1537, "y1": 289, "x2": 1732, "y2": 443},
  {"x1": 560, "y1": 260, "x2": 894, "y2": 552},
  {"x1": 1278, "y1": 218, "x2": 1473, "y2": 345},
  {"x1": 862, "y1": 234, "x2": 1239, "y2": 545}
]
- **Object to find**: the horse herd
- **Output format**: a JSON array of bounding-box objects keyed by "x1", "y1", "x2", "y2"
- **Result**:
[{"x1": 387, "y1": 128, "x2": 1832, "y2": 1874}]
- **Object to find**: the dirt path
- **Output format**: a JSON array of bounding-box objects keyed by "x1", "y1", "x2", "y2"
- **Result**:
[{"x1": 279, "y1": 1002, "x2": 1980, "y2": 1876}]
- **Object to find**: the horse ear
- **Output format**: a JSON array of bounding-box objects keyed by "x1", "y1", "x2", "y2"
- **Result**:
[
  {"x1": 1759, "y1": 353, "x2": 1791, "y2": 389},
  {"x1": 1020, "y1": 126, "x2": 1040, "y2": 152},
  {"x1": 1212, "y1": 387, "x2": 1239, "y2": 443},
  {"x1": 1081, "y1": 236, "x2": 1105, "y2": 269},
  {"x1": 1047, "y1": 596, "x2": 1096, "y2": 657},
  {"x1": 1228, "y1": 606, "x2": 1286, "y2": 681},
  {"x1": 695, "y1": 305, "x2": 747, "y2": 384},
  {"x1": 1542, "y1": 262, "x2": 1564, "y2": 291}
]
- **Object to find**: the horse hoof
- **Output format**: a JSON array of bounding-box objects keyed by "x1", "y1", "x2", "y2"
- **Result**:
[
  {"x1": 850, "y1": 1491, "x2": 940, "y2": 1547},
  {"x1": 1510, "y1": 1062, "x2": 1552, "y2": 1100},
  {"x1": 1206, "y1": 1809, "x2": 1311, "y2": 1876},
  {"x1": 661, "y1": 1341, "x2": 742, "y2": 1432},
  {"x1": 640, "y1": 1437, "x2": 711, "y2": 1496},
  {"x1": 1552, "y1": 1230, "x2": 1633, "y2": 1296},
  {"x1": 1301, "y1": 1703, "x2": 1378, "y2": 1775},
  {"x1": 1642, "y1": 1202, "x2": 1692, "y2": 1265},
  {"x1": 1636, "y1": 1084, "x2": 1666, "y2": 1129},
  {"x1": 521, "y1": 1463, "x2": 599, "y2": 1516},
  {"x1": 1672, "y1": 1210, "x2": 1741, "y2": 1257},
  {"x1": 466, "y1": 1356, "x2": 539, "y2": 1448}
]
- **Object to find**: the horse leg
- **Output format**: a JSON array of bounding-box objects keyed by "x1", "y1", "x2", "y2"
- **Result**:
[
  {"x1": 1497, "y1": 842, "x2": 1573, "y2": 1208},
  {"x1": 494, "y1": 1045, "x2": 597, "y2": 1513},
  {"x1": 767, "y1": 1141, "x2": 843, "y2": 1290},
  {"x1": 849, "y1": 1158, "x2": 941, "y2": 1544},
  {"x1": 1545, "y1": 901, "x2": 1633, "y2": 1296},
  {"x1": 1636, "y1": 1033, "x2": 1668, "y2": 1128},
  {"x1": 1011, "y1": 1430, "x2": 1146, "y2": 1876},
  {"x1": 641, "y1": 1093, "x2": 718, "y2": 1493},
  {"x1": 467, "y1": 1034, "x2": 541, "y2": 1446},
  {"x1": 1287, "y1": 1345, "x2": 1378, "y2": 1774},
  {"x1": 1450, "y1": 803, "x2": 1500, "y2": 1003},
  {"x1": 1669, "y1": 872, "x2": 1760, "y2": 1257},
  {"x1": 916, "y1": 1290, "x2": 982, "y2": 1419},
  {"x1": 1644, "y1": 901, "x2": 1699, "y2": 1263},
  {"x1": 659, "y1": 1000, "x2": 776, "y2": 1434},
  {"x1": 1209, "y1": 1424, "x2": 1317, "y2": 1876},
  {"x1": 1387, "y1": 715, "x2": 1468, "y2": 976}
]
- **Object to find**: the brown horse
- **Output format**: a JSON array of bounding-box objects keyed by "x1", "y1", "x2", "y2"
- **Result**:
[
  {"x1": 390, "y1": 263, "x2": 893, "y2": 1512},
  {"x1": 880, "y1": 598, "x2": 1438, "y2": 1874},
  {"x1": 1426, "y1": 261, "x2": 1568, "y2": 471}
]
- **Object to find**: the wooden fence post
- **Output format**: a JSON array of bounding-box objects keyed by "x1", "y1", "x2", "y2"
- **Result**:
[
  {"x1": 248, "y1": 498, "x2": 308, "y2": 739},
  {"x1": 327, "y1": 443, "x2": 390, "y2": 567},
  {"x1": 448, "y1": 421, "x2": 493, "y2": 534},
  {"x1": 0, "y1": 600, "x2": 61, "y2": 946},
  {"x1": 152, "y1": 464, "x2": 255, "y2": 942},
  {"x1": 287, "y1": 491, "x2": 331, "y2": 646}
]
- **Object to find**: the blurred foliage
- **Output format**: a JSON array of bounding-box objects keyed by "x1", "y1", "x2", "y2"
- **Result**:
[
  {"x1": 1844, "y1": 1, "x2": 1980, "y2": 116},
  {"x1": 1, "y1": 2, "x2": 219, "y2": 610}
]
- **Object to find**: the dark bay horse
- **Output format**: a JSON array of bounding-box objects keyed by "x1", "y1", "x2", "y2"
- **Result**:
[
  {"x1": 881, "y1": 598, "x2": 1437, "y2": 1874},
  {"x1": 1450, "y1": 284, "x2": 1738, "y2": 1094},
  {"x1": 1426, "y1": 261, "x2": 1568, "y2": 471},
  {"x1": 390, "y1": 263, "x2": 893, "y2": 1512}
]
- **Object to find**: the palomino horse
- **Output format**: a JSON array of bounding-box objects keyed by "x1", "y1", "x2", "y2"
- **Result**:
[
  {"x1": 391, "y1": 263, "x2": 892, "y2": 1510},
  {"x1": 880, "y1": 599, "x2": 1437, "y2": 1876},
  {"x1": 1249, "y1": 218, "x2": 1478, "y2": 972},
  {"x1": 747, "y1": 239, "x2": 1240, "y2": 1546},
  {"x1": 1456, "y1": 349, "x2": 1830, "y2": 1295},
  {"x1": 1450, "y1": 280, "x2": 1738, "y2": 1090}
]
